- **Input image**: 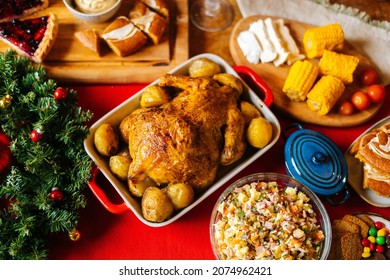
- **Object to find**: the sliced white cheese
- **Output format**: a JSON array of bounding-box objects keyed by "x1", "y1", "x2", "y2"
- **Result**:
[
  {"x1": 249, "y1": 20, "x2": 277, "y2": 63},
  {"x1": 237, "y1": 30, "x2": 262, "y2": 64},
  {"x1": 275, "y1": 19, "x2": 305, "y2": 65},
  {"x1": 264, "y1": 18, "x2": 289, "y2": 67}
]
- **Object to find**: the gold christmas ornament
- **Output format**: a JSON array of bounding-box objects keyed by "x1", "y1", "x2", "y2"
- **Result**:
[
  {"x1": 0, "y1": 94, "x2": 12, "y2": 108},
  {"x1": 68, "y1": 229, "x2": 81, "y2": 241}
]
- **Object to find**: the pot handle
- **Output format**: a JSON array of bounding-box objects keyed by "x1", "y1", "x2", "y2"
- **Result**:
[
  {"x1": 282, "y1": 123, "x2": 304, "y2": 141},
  {"x1": 233, "y1": 65, "x2": 274, "y2": 108},
  {"x1": 88, "y1": 165, "x2": 129, "y2": 214},
  {"x1": 325, "y1": 185, "x2": 351, "y2": 206}
]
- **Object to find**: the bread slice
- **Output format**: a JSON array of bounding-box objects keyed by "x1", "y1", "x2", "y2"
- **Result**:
[
  {"x1": 140, "y1": 0, "x2": 169, "y2": 18},
  {"x1": 340, "y1": 232, "x2": 363, "y2": 260},
  {"x1": 0, "y1": 12, "x2": 58, "y2": 63},
  {"x1": 332, "y1": 219, "x2": 360, "y2": 235},
  {"x1": 75, "y1": 29, "x2": 101, "y2": 56},
  {"x1": 102, "y1": 16, "x2": 148, "y2": 57},
  {"x1": 342, "y1": 214, "x2": 370, "y2": 238},
  {"x1": 129, "y1": 0, "x2": 167, "y2": 45},
  {"x1": 0, "y1": 0, "x2": 49, "y2": 22},
  {"x1": 357, "y1": 214, "x2": 375, "y2": 228}
]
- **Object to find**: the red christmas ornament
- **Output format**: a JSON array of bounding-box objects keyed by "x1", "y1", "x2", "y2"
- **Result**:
[
  {"x1": 0, "y1": 131, "x2": 11, "y2": 174},
  {"x1": 49, "y1": 188, "x2": 63, "y2": 201},
  {"x1": 30, "y1": 129, "x2": 43, "y2": 142},
  {"x1": 54, "y1": 87, "x2": 68, "y2": 100}
]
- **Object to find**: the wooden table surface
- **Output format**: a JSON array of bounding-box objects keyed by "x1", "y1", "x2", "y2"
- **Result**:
[{"x1": 189, "y1": 0, "x2": 390, "y2": 65}]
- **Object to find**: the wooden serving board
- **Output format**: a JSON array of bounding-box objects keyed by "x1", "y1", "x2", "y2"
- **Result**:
[
  {"x1": 230, "y1": 15, "x2": 383, "y2": 127},
  {"x1": 0, "y1": 0, "x2": 189, "y2": 84}
]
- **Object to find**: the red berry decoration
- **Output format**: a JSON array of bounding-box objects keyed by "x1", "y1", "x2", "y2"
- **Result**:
[
  {"x1": 54, "y1": 87, "x2": 68, "y2": 100},
  {"x1": 30, "y1": 129, "x2": 43, "y2": 142},
  {"x1": 49, "y1": 188, "x2": 63, "y2": 202}
]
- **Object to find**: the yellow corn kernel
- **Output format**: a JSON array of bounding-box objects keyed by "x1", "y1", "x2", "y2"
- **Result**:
[
  {"x1": 306, "y1": 75, "x2": 345, "y2": 115},
  {"x1": 303, "y1": 23, "x2": 344, "y2": 58},
  {"x1": 319, "y1": 50, "x2": 359, "y2": 84},
  {"x1": 282, "y1": 60, "x2": 319, "y2": 101}
]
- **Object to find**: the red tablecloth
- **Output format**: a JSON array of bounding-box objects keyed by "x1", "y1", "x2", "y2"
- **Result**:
[{"x1": 48, "y1": 83, "x2": 390, "y2": 260}]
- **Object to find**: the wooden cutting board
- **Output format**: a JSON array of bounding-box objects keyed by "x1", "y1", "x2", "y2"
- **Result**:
[
  {"x1": 230, "y1": 15, "x2": 383, "y2": 127},
  {"x1": 0, "y1": 0, "x2": 189, "y2": 84}
]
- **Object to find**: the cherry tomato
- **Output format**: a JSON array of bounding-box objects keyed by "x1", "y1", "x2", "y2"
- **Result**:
[
  {"x1": 360, "y1": 67, "x2": 380, "y2": 86},
  {"x1": 367, "y1": 84, "x2": 385, "y2": 103},
  {"x1": 338, "y1": 101, "x2": 354, "y2": 115},
  {"x1": 351, "y1": 91, "x2": 371, "y2": 111}
]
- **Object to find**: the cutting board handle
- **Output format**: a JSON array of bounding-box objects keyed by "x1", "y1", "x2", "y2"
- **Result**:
[
  {"x1": 88, "y1": 165, "x2": 129, "y2": 214},
  {"x1": 233, "y1": 65, "x2": 274, "y2": 107}
]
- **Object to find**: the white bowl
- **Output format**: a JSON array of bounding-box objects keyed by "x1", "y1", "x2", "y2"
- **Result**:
[
  {"x1": 63, "y1": 0, "x2": 123, "y2": 23},
  {"x1": 84, "y1": 53, "x2": 281, "y2": 227}
]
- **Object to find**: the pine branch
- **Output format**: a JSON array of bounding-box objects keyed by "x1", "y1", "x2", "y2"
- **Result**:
[{"x1": 0, "y1": 50, "x2": 93, "y2": 259}]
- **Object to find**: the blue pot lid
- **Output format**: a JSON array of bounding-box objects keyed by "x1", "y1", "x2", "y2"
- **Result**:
[{"x1": 284, "y1": 124, "x2": 348, "y2": 196}]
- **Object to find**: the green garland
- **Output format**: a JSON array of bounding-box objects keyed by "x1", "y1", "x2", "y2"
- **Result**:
[{"x1": 0, "y1": 50, "x2": 93, "y2": 259}]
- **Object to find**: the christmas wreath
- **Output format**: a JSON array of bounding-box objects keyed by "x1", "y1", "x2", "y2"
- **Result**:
[{"x1": 0, "y1": 50, "x2": 93, "y2": 259}]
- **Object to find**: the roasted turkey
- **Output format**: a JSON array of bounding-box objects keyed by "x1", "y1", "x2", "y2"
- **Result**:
[{"x1": 124, "y1": 74, "x2": 246, "y2": 190}]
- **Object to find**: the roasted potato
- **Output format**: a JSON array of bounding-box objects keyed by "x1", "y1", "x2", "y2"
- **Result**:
[
  {"x1": 246, "y1": 117, "x2": 273, "y2": 149},
  {"x1": 240, "y1": 101, "x2": 262, "y2": 125},
  {"x1": 128, "y1": 176, "x2": 157, "y2": 197},
  {"x1": 164, "y1": 183, "x2": 194, "y2": 210},
  {"x1": 94, "y1": 123, "x2": 119, "y2": 157},
  {"x1": 119, "y1": 115, "x2": 132, "y2": 144},
  {"x1": 140, "y1": 85, "x2": 171, "y2": 108},
  {"x1": 142, "y1": 186, "x2": 174, "y2": 222},
  {"x1": 188, "y1": 58, "x2": 221, "y2": 78},
  {"x1": 213, "y1": 73, "x2": 243, "y2": 95},
  {"x1": 109, "y1": 155, "x2": 132, "y2": 181}
]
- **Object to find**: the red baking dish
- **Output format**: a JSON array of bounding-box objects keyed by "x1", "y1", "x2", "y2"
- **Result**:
[{"x1": 83, "y1": 53, "x2": 280, "y2": 227}]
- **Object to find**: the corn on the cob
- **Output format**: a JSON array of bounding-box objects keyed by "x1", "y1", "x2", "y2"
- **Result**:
[
  {"x1": 319, "y1": 50, "x2": 359, "y2": 84},
  {"x1": 306, "y1": 75, "x2": 345, "y2": 115},
  {"x1": 303, "y1": 23, "x2": 344, "y2": 59},
  {"x1": 282, "y1": 60, "x2": 319, "y2": 101}
]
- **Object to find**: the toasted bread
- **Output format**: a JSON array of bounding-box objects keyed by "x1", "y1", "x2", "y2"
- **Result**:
[
  {"x1": 357, "y1": 214, "x2": 375, "y2": 228},
  {"x1": 340, "y1": 232, "x2": 364, "y2": 260},
  {"x1": 342, "y1": 214, "x2": 370, "y2": 238},
  {"x1": 332, "y1": 219, "x2": 360, "y2": 235}
]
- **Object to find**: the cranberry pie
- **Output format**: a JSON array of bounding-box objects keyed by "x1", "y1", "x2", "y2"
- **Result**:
[
  {"x1": 0, "y1": 13, "x2": 58, "y2": 63},
  {"x1": 0, "y1": 0, "x2": 49, "y2": 22}
]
